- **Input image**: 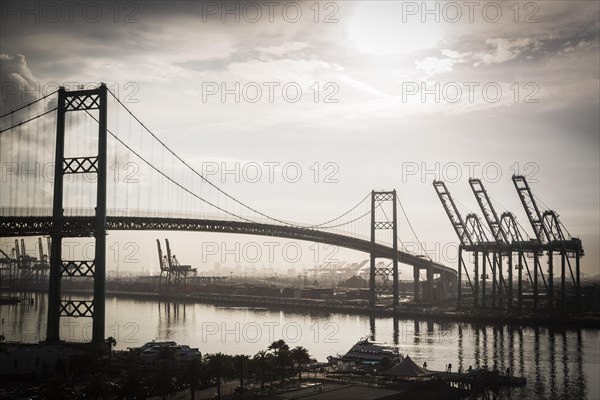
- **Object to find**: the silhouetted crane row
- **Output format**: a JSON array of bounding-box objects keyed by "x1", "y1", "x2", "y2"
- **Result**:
[
  {"x1": 434, "y1": 176, "x2": 583, "y2": 309},
  {"x1": 15, "y1": 238, "x2": 49, "y2": 281},
  {"x1": 512, "y1": 175, "x2": 583, "y2": 308}
]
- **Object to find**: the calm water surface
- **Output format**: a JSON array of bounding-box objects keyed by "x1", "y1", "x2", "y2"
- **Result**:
[{"x1": 1, "y1": 291, "x2": 598, "y2": 400}]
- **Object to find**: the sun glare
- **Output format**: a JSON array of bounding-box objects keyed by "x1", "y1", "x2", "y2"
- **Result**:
[{"x1": 348, "y1": 3, "x2": 444, "y2": 55}]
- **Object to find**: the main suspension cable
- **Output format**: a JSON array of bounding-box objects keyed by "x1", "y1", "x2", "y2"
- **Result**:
[
  {"x1": 0, "y1": 108, "x2": 57, "y2": 134},
  {"x1": 84, "y1": 110, "x2": 255, "y2": 223},
  {"x1": 0, "y1": 89, "x2": 58, "y2": 119}
]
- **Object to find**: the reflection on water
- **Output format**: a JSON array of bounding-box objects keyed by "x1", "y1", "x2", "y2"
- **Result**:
[{"x1": 0, "y1": 291, "x2": 598, "y2": 400}]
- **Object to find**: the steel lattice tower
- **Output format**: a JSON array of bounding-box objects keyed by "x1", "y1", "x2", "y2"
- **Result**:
[{"x1": 47, "y1": 84, "x2": 107, "y2": 344}]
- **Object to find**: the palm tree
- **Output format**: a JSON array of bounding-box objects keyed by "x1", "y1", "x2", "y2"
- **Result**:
[
  {"x1": 156, "y1": 345, "x2": 178, "y2": 362},
  {"x1": 150, "y1": 346, "x2": 179, "y2": 400},
  {"x1": 232, "y1": 354, "x2": 250, "y2": 394},
  {"x1": 120, "y1": 348, "x2": 146, "y2": 399},
  {"x1": 253, "y1": 350, "x2": 270, "y2": 390},
  {"x1": 268, "y1": 339, "x2": 288, "y2": 353},
  {"x1": 290, "y1": 346, "x2": 311, "y2": 380},
  {"x1": 205, "y1": 352, "x2": 232, "y2": 400},
  {"x1": 268, "y1": 340, "x2": 291, "y2": 384},
  {"x1": 182, "y1": 357, "x2": 202, "y2": 400}
]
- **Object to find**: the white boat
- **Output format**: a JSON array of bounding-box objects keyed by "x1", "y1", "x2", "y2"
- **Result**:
[{"x1": 329, "y1": 336, "x2": 403, "y2": 366}]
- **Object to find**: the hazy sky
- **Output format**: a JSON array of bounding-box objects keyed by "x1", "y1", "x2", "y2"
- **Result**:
[{"x1": 0, "y1": 1, "x2": 598, "y2": 278}]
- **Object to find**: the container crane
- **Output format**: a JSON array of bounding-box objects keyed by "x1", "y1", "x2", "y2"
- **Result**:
[
  {"x1": 500, "y1": 212, "x2": 536, "y2": 308},
  {"x1": 469, "y1": 178, "x2": 512, "y2": 307},
  {"x1": 157, "y1": 239, "x2": 197, "y2": 289},
  {"x1": 512, "y1": 175, "x2": 583, "y2": 307},
  {"x1": 32, "y1": 237, "x2": 50, "y2": 280},
  {"x1": 434, "y1": 181, "x2": 496, "y2": 306}
]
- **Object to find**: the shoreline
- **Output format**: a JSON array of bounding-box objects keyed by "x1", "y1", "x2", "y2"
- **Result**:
[{"x1": 4, "y1": 286, "x2": 599, "y2": 329}]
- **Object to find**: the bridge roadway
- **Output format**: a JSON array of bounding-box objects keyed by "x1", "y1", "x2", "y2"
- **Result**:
[{"x1": 0, "y1": 215, "x2": 456, "y2": 276}]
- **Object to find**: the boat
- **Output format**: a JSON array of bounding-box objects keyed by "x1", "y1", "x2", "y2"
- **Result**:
[
  {"x1": 138, "y1": 341, "x2": 201, "y2": 362},
  {"x1": 328, "y1": 336, "x2": 403, "y2": 366}
]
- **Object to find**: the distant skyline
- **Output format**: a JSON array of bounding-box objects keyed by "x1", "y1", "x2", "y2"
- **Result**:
[{"x1": 1, "y1": 1, "x2": 598, "y2": 277}]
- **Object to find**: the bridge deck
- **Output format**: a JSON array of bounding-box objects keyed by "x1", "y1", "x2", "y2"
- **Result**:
[{"x1": 0, "y1": 216, "x2": 456, "y2": 275}]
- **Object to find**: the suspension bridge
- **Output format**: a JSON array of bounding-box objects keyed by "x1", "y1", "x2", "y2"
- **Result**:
[{"x1": 0, "y1": 83, "x2": 457, "y2": 344}]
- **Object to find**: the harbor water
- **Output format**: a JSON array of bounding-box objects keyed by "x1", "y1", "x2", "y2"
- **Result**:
[{"x1": 1, "y1": 291, "x2": 598, "y2": 400}]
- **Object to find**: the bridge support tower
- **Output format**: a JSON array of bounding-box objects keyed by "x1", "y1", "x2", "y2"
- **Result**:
[
  {"x1": 47, "y1": 84, "x2": 107, "y2": 345},
  {"x1": 369, "y1": 190, "x2": 399, "y2": 308}
]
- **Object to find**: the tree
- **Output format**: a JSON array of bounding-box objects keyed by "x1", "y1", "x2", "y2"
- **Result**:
[
  {"x1": 182, "y1": 357, "x2": 202, "y2": 400},
  {"x1": 268, "y1": 339, "x2": 288, "y2": 354},
  {"x1": 205, "y1": 353, "x2": 233, "y2": 400},
  {"x1": 119, "y1": 348, "x2": 146, "y2": 399},
  {"x1": 290, "y1": 346, "x2": 311, "y2": 380},
  {"x1": 268, "y1": 340, "x2": 291, "y2": 384},
  {"x1": 253, "y1": 350, "x2": 271, "y2": 390},
  {"x1": 83, "y1": 372, "x2": 112, "y2": 400},
  {"x1": 232, "y1": 354, "x2": 250, "y2": 393},
  {"x1": 150, "y1": 346, "x2": 179, "y2": 400}
]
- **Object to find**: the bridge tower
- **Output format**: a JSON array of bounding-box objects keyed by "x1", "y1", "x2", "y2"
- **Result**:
[
  {"x1": 369, "y1": 190, "x2": 399, "y2": 308},
  {"x1": 47, "y1": 84, "x2": 108, "y2": 344}
]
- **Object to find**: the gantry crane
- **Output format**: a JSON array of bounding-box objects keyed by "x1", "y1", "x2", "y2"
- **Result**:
[
  {"x1": 499, "y1": 211, "x2": 536, "y2": 308},
  {"x1": 433, "y1": 181, "x2": 497, "y2": 307},
  {"x1": 156, "y1": 239, "x2": 197, "y2": 290},
  {"x1": 12, "y1": 238, "x2": 49, "y2": 282},
  {"x1": 469, "y1": 178, "x2": 513, "y2": 308},
  {"x1": 463, "y1": 212, "x2": 500, "y2": 308},
  {"x1": 15, "y1": 239, "x2": 33, "y2": 280},
  {"x1": 512, "y1": 175, "x2": 583, "y2": 307},
  {"x1": 31, "y1": 237, "x2": 50, "y2": 281},
  {"x1": 0, "y1": 246, "x2": 16, "y2": 283}
]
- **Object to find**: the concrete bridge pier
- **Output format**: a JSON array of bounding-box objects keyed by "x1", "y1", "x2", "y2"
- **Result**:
[
  {"x1": 413, "y1": 267, "x2": 420, "y2": 303},
  {"x1": 413, "y1": 264, "x2": 435, "y2": 303},
  {"x1": 426, "y1": 265, "x2": 434, "y2": 302}
]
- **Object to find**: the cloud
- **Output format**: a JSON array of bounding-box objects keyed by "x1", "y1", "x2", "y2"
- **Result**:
[
  {"x1": 474, "y1": 38, "x2": 540, "y2": 66},
  {"x1": 415, "y1": 37, "x2": 541, "y2": 75},
  {"x1": 227, "y1": 58, "x2": 342, "y2": 83},
  {"x1": 0, "y1": 53, "x2": 38, "y2": 104},
  {"x1": 257, "y1": 42, "x2": 310, "y2": 58},
  {"x1": 415, "y1": 56, "x2": 460, "y2": 75},
  {"x1": 0, "y1": 54, "x2": 55, "y2": 207}
]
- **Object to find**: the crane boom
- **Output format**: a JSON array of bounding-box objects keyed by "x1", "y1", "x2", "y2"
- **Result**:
[
  {"x1": 469, "y1": 178, "x2": 509, "y2": 244},
  {"x1": 0, "y1": 247, "x2": 13, "y2": 261},
  {"x1": 165, "y1": 239, "x2": 174, "y2": 269},
  {"x1": 433, "y1": 181, "x2": 472, "y2": 246},
  {"x1": 512, "y1": 175, "x2": 551, "y2": 243},
  {"x1": 543, "y1": 210, "x2": 570, "y2": 243},
  {"x1": 500, "y1": 212, "x2": 526, "y2": 243},
  {"x1": 14, "y1": 240, "x2": 20, "y2": 267},
  {"x1": 156, "y1": 239, "x2": 166, "y2": 271},
  {"x1": 465, "y1": 213, "x2": 489, "y2": 244}
]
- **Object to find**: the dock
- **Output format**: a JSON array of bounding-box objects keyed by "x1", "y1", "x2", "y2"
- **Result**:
[{"x1": 429, "y1": 368, "x2": 526, "y2": 391}]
